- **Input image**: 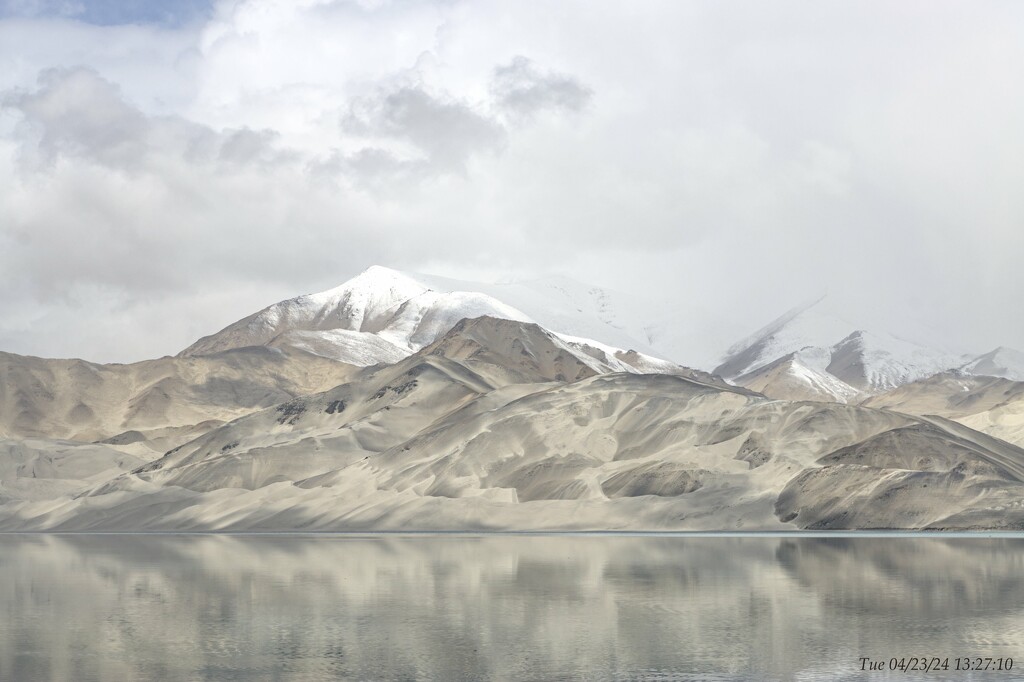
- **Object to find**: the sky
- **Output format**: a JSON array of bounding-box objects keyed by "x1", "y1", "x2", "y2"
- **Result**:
[{"x1": 0, "y1": 0, "x2": 1022, "y2": 365}]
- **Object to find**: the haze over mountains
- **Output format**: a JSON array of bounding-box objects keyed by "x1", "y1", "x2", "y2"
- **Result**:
[{"x1": 2, "y1": 266, "x2": 1024, "y2": 531}]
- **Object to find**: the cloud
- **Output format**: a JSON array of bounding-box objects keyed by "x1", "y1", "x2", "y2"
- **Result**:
[
  {"x1": 342, "y1": 83, "x2": 506, "y2": 173},
  {"x1": 0, "y1": 0, "x2": 1022, "y2": 364},
  {"x1": 9, "y1": 67, "x2": 153, "y2": 169},
  {"x1": 4, "y1": 67, "x2": 292, "y2": 172},
  {"x1": 0, "y1": 69, "x2": 333, "y2": 316},
  {"x1": 491, "y1": 56, "x2": 593, "y2": 123}
]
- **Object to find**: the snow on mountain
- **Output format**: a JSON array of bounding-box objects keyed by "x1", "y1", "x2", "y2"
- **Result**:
[
  {"x1": 734, "y1": 348, "x2": 863, "y2": 404},
  {"x1": 180, "y1": 266, "x2": 532, "y2": 364},
  {"x1": 715, "y1": 295, "x2": 963, "y2": 396},
  {"x1": 826, "y1": 330, "x2": 961, "y2": 391},
  {"x1": 180, "y1": 266, "x2": 681, "y2": 373},
  {"x1": 269, "y1": 329, "x2": 407, "y2": 366},
  {"x1": 398, "y1": 271, "x2": 666, "y2": 357},
  {"x1": 959, "y1": 347, "x2": 1024, "y2": 381},
  {"x1": 180, "y1": 267, "x2": 1005, "y2": 395},
  {"x1": 359, "y1": 270, "x2": 740, "y2": 367},
  {"x1": 715, "y1": 296, "x2": 857, "y2": 381}
]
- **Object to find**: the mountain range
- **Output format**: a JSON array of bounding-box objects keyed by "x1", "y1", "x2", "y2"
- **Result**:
[
  {"x1": 714, "y1": 295, "x2": 1019, "y2": 402},
  {"x1": 2, "y1": 266, "x2": 1023, "y2": 530}
]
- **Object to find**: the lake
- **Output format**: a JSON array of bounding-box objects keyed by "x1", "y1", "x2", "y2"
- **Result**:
[{"x1": 1, "y1": 534, "x2": 1021, "y2": 681}]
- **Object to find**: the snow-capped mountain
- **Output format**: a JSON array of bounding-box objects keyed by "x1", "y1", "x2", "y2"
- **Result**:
[
  {"x1": 180, "y1": 266, "x2": 683, "y2": 375},
  {"x1": 7, "y1": 275, "x2": 1024, "y2": 531},
  {"x1": 715, "y1": 295, "x2": 963, "y2": 400},
  {"x1": 959, "y1": 347, "x2": 1024, "y2": 381},
  {"x1": 180, "y1": 266, "x2": 532, "y2": 363}
]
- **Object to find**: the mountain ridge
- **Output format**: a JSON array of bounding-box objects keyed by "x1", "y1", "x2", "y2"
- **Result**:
[
  {"x1": 714, "y1": 295, "x2": 975, "y2": 401},
  {"x1": 4, "y1": 268, "x2": 1024, "y2": 531}
]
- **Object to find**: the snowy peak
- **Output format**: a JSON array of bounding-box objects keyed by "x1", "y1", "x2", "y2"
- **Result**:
[
  {"x1": 824, "y1": 329, "x2": 959, "y2": 391},
  {"x1": 179, "y1": 266, "x2": 534, "y2": 363},
  {"x1": 959, "y1": 346, "x2": 1024, "y2": 381},
  {"x1": 304, "y1": 265, "x2": 430, "y2": 333},
  {"x1": 717, "y1": 296, "x2": 962, "y2": 396},
  {"x1": 178, "y1": 266, "x2": 689, "y2": 376}
]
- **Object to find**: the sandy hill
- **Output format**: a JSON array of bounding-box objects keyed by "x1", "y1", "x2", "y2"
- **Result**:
[
  {"x1": 0, "y1": 347, "x2": 357, "y2": 452},
  {"x1": 863, "y1": 372, "x2": 1024, "y2": 447},
  {"x1": 3, "y1": 316, "x2": 1023, "y2": 531}
]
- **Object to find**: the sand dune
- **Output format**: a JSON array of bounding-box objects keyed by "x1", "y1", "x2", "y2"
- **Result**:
[
  {"x1": 2, "y1": 317, "x2": 1022, "y2": 531},
  {"x1": 0, "y1": 347, "x2": 356, "y2": 449},
  {"x1": 0, "y1": 438, "x2": 145, "y2": 504},
  {"x1": 864, "y1": 372, "x2": 1024, "y2": 446}
]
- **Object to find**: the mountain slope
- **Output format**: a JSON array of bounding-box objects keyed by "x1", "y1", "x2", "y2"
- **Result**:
[
  {"x1": 0, "y1": 438, "x2": 145, "y2": 504},
  {"x1": 0, "y1": 347, "x2": 357, "y2": 452},
  {"x1": 16, "y1": 374, "x2": 1021, "y2": 532},
  {"x1": 863, "y1": 372, "x2": 1024, "y2": 446},
  {"x1": 131, "y1": 317, "x2": 723, "y2": 493},
  {"x1": 776, "y1": 417, "x2": 1024, "y2": 530},
  {"x1": 733, "y1": 349, "x2": 863, "y2": 403}
]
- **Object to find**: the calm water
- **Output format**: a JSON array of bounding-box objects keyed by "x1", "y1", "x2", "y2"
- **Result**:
[{"x1": 1, "y1": 534, "x2": 1022, "y2": 681}]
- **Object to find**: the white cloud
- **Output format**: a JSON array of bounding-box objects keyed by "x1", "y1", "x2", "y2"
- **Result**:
[
  {"x1": 0, "y1": 0, "x2": 1022, "y2": 363},
  {"x1": 342, "y1": 83, "x2": 506, "y2": 172},
  {"x1": 491, "y1": 56, "x2": 593, "y2": 123}
]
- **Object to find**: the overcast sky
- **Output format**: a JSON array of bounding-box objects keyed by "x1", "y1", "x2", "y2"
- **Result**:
[{"x1": 1, "y1": 0, "x2": 1022, "y2": 364}]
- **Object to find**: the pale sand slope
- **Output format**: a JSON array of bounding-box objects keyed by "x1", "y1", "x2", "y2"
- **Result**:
[
  {"x1": 0, "y1": 346, "x2": 357, "y2": 452},
  {"x1": 0, "y1": 316, "x2": 714, "y2": 529},
  {"x1": 959, "y1": 405, "x2": 1024, "y2": 450},
  {"x1": 3, "y1": 317, "x2": 1023, "y2": 531},
  {"x1": 0, "y1": 438, "x2": 146, "y2": 504},
  {"x1": 863, "y1": 372, "x2": 1024, "y2": 446},
  {"x1": 0, "y1": 317, "x2": 713, "y2": 523}
]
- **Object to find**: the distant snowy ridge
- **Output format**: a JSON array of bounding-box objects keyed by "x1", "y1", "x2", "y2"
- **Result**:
[
  {"x1": 958, "y1": 347, "x2": 1024, "y2": 381},
  {"x1": 733, "y1": 348, "x2": 864, "y2": 404},
  {"x1": 715, "y1": 296, "x2": 965, "y2": 399},
  {"x1": 180, "y1": 267, "x2": 1020, "y2": 396}
]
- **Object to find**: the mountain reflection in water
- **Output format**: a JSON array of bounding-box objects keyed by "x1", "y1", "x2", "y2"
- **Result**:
[{"x1": 1, "y1": 535, "x2": 1021, "y2": 681}]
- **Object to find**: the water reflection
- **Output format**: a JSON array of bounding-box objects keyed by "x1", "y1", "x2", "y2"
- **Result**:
[{"x1": 0, "y1": 535, "x2": 1021, "y2": 681}]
